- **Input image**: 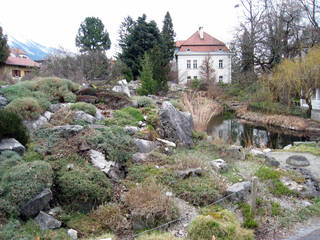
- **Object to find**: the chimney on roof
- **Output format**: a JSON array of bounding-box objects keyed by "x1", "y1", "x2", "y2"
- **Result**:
[{"x1": 199, "y1": 27, "x2": 204, "y2": 40}]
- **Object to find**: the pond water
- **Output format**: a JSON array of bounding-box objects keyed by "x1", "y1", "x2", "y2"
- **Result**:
[{"x1": 207, "y1": 113, "x2": 309, "y2": 149}]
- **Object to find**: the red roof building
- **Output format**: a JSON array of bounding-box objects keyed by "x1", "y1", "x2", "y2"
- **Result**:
[{"x1": 174, "y1": 27, "x2": 232, "y2": 84}]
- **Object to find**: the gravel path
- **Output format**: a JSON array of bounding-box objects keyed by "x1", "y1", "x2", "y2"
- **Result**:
[{"x1": 168, "y1": 197, "x2": 198, "y2": 238}]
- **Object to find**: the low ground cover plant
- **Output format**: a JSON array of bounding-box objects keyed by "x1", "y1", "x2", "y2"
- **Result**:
[
  {"x1": 71, "y1": 102, "x2": 96, "y2": 116},
  {"x1": 4, "y1": 97, "x2": 42, "y2": 120},
  {"x1": 105, "y1": 107, "x2": 144, "y2": 127}
]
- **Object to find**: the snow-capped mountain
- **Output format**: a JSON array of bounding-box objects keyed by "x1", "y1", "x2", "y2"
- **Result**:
[{"x1": 7, "y1": 35, "x2": 57, "y2": 61}]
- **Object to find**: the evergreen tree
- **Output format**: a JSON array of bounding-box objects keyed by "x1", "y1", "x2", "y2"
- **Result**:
[
  {"x1": 137, "y1": 53, "x2": 156, "y2": 95},
  {"x1": 75, "y1": 17, "x2": 111, "y2": 53},
  {"x1": 0, "y1": 27, "x2": 9, "y2": 64},
  {"x1": 119, "y1": 14, "x2": 161, "y2": 79},
  {"x1": 161, "y1": 11, "x2": 176, "y2": 64},
  {"x1": 149, "y1": 44, "x2": 169, "y2": 92}
]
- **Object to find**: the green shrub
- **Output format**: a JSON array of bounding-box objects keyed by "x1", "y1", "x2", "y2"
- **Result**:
[
  {"x1": 190, "y1": 78, "x2": 201, "y2": 89},
  {"x1": 105, "y1": 107, "x2": 144, "y2": 127},
  {"x1": 188, "y1": 210, "x2": 254, "y2": 240},
  {"x1": 0, "y1": 83, "x2": 34, "y2": 101},
  {"x1": 34, "y1": 77, "x2": 79, "y2": 103},
  {"x1": 1, "y1": 161, "x2": 53, "y2": 211},
  {"x1": 146, "y1": 111, "x2": 160, "y2": 128},
  {"x1": 87, "y1": 126, "x2": 136, "y2": 164},
  {"x1": 136, "y1": 96, "x2": 155, "y2": 108},
  {"x1": 4, "y1": 97, "x2": 42, "y2": 120},
  {"x1": 0, "y1": 150, "x2": 24, "y2": 180},
  {"x1": 0, "y1": 110, "x2": 29, "y2": 145},
  {"x1": 71, "y1": 102, "x2": 97, "y2": 116},
  {"x1": 57, "y1": 165, "x2": 112, "y2": 212}
]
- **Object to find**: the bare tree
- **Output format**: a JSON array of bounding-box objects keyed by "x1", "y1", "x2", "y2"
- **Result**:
[{"x1": 199, "y1": 55, "x2": 216, "y2": 84}]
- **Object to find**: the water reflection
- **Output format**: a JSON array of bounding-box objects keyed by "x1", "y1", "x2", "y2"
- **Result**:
[{"x1": 207, "y1": 114, "x2": 308, "y2": 149}]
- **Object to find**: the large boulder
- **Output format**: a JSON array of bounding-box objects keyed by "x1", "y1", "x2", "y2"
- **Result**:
[
  {"x1": 74, "y1": 111, "x2": 96, "y2": 124},
  {"x1": 159, "y1": 101, "x2": 194, "y2": 148},
  {"x1": 34, "y1": 211, "x2": 61, "y2": 230},
  {"x1": 19, "y1": 188, "x2": 52, "y2": 218},
  {"x1": 52, "y1": 125, "x2": 83, "y2": 138},
  {"x1": 112, "y1": 79, "x2": 131, "y2": 97},
  {"x1": 134, "y1": 139, "x2": 157, "y2": 153},
  {"x1": 124, "y1": 126, "x2": 140, "y2": 136},
  {"x1": 132, "y1": 152, "x2": 148, "y2": 164},
  {"x1": 176, "y1": 168, "x2": 202, "y2": 179},
  {"x1": 0, "y1": 138, "x2": 25, "y2": 155}
]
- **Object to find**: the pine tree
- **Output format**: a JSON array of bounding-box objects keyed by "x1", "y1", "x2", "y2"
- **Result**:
[
  {"x1": 0, "y1": 26, "x2": 9, "y2": 64},
  {"x1": 137, "y1": 53, "x2": 156, "y2": 95},
  {"x1": 75, "y1": 17, "x2": 111, "y2": 53},
  {"x1": 161, "y1": 12, "x2": 176, "y2": 64}
]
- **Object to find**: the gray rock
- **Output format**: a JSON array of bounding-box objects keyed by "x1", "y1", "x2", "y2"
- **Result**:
[
  {"x1": 250, "y1": 149, "x2": 265, "y2": 158},
  {"x1": 138, "y1": 121, "x2": 146, "y2": 128},
  {"x1": 48, "y1": 206, "x2": 62, "y2": 216},
  {"x1": 265, "y1": 156, "x2": 280, "y2": 167},
  {"x1": 34, "y1": 211, "x2": 61, "y2": 230},
  {"x1": 49, "y1": 103, "x2": 72, "y2": 113},
  {"x1": 43, "y1": 111, "x2": 53, "y2": 121},
  {"x1": 112, "y1": 79, "x2": 131, "y2": 97},
  {"x1": 283, "y1": 144, "x2": 292, "y2": 150},
  {"x1": 88, "y1": 124, "x2": 107, "y2": 129},
  {"x1": 226, "y1": 145, "x2": 245, "y2": 161},
  {"x1": 95, "y1": 109, "x2": 105, "y2": 121},
  {"x1": 263, "y1": 148, "x2": 272, "y2": 154},
  {"x1": 0, "y1": 95, "x2": 8, "y2": 109},
  {"x1": 156, "y1": 138, "x2": 176, "y2": 148},
  {"x1": 19, "y1": 188, "x2": 52, "y2": 218},
  {"x1": 74, "y1": 110, "x2": 96, "y2": 124},
  {"x1": 23, "y1": 116, "x2": 48, "y2": 132},
  {"x1": 68, "y1": 229, "x2": 78, "y2": 240},
  {"x1": 293, "y1": 141, "x2": 316, "y2": 146},
  {"x1": 134, "y1": 138, "x2": 157, "y2": 153},
  {"x1": 89, "y1": 150, "x2": 120, "y2": 181},
  {"x1": 124, "y1": 126, "x2": 140, "y2": 136},
  {"x1": 132, "y1": 152, "x2": 148, "y2": 163},
  {"x1": 210, "y1": 159, "x2": 229, "y2": 173},
  {"x1": 176, "y1": 168, "x2": 202, "y2": 179},
  {"x1": 226, "y1": 181, "x2": 251, "y2": 202},
  {"x1": 130, "y1": 99, "x2": 138, "y2": 108},
  {"x1": 52, "y1": 125, "x2": 83, "y2": 138},
  {"x1": 0, "y1": 138, "x2": 25, "y2": 155},
  {"x1": 159, "y1": 101, "x2": 194, "y2": 148}
]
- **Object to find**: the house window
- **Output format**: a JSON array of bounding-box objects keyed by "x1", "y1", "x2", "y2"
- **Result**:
[
  {"x1": 219, "y1": 76, "x2": 223, "y2": 82},
  {"x1": 24, "y1": 70, "x2": 31, "y2": 75},
  {"x1": 193, "y1": 60, "x2": 197, "y2": 69},
  {"x1": 194, "y1": 76, "x2": 198, "y2": 79},
  {"x1": 187, "y1": 60, "x2": 191, "y2": 69},
  {"x1": 12, "y1": 70, "x2": 21, "y2": 77},
  {"x1": 219, "y1": 60, "x2": 223, "y2": 69}
]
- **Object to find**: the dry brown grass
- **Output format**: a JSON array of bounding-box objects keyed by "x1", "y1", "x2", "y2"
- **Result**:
[
  {"x1": 50, "y1": 107, "x2": 75, "y2": 126},
  {"x1": 182, "y1": 91, "x2": 223, "y2": 132},
  {"x1": 171, "y1": 152, "x2": 210, "y2": 171},
  {"x1": 90, "y1": 203, "x2": 129, "y2": 234},
  {"x1": 124, "y1": 179, "x2": 178, "y2": 227}
]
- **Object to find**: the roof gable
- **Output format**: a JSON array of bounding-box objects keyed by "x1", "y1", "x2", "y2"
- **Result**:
[{"x1": 182, "y1": 31, "x2": 226, "y2": 46}]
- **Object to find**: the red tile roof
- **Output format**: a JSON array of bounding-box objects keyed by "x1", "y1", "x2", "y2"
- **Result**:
[
  {"x1": 176, "y1": 31, "x2": 229, "y2": 52},
  {"x1": 5, "y1": 56, "x2": 40, "y2": 68},
  {"x1": 10, "y1": 48, "x2": 27, "y2": 56}
]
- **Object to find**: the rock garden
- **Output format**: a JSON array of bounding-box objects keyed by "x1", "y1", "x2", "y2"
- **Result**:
[{"x1": 0, "y1": 77, "x2": 320, "y2": 240}]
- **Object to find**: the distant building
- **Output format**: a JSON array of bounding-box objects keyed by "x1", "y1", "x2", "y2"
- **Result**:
[
  {"x1": 174, "y1": 27, "x2": 232, "y2": 84},
  {"x1": 0, "y1": 48, "x2": 40, "y2": 80}
]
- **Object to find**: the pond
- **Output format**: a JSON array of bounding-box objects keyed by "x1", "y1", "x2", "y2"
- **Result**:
[{"x1": 207, "y1": 112, "x2": 309, "y2": 149}]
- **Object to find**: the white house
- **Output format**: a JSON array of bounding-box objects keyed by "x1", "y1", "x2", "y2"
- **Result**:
[{"x1": 174, "y1": 27, "x2": 232, "y2": 84}]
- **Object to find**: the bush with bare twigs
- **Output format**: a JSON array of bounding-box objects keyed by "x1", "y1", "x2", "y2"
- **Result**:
[
  {"x1": 182, "y1": 91, "x2": 223, "y2": 132},
  {"x1": 124, "y1": 179, "x2": 179, "y2": 228}
]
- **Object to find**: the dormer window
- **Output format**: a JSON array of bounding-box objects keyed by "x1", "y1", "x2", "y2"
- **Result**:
[
  {"x1": 186, "y1": 48, "x2": 190, "y2": 51},
  {"x1": 218, "y1": 48, "x2": 222, "y2": 51}
]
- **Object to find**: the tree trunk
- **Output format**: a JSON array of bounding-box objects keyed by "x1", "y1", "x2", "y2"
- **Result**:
[{"x1": 306, "y1": 97, "x2": 312, "y2": 118}]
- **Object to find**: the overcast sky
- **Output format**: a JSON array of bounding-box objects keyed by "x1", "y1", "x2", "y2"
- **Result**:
[{"x1": 0, "y1": 0, "x2": 241, "y2": 57}]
